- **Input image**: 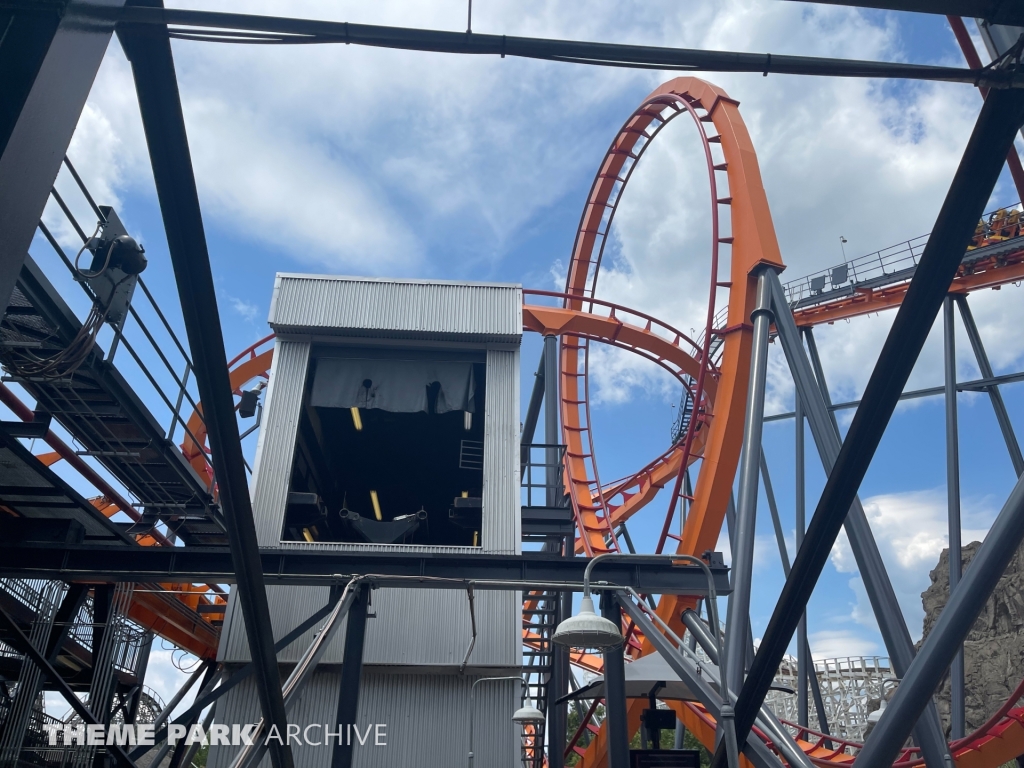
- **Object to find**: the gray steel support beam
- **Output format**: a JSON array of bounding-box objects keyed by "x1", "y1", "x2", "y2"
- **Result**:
[
  {"x1": 758, "y1": 450, "x2": 831, "y2": 738},
  {"x1": 600, "y1": 593, "x2": 630, "y2": 768},
  {"x1": 0, "y1": 0, "x2": 124, "y2": 325},
  {"x1": 944, "y1": 296, "x2": 966, "y2": 739},
  {"x1": 521, "y1": 351, "x2": 546, "y2": 454},
  {"x1": 724, "y1": 268, "x2": 774, "y2": 696},
  {"x1": 858, "y1": 466, "x2": 1024, "y2": 765},
  {"x1": 726, "y1": 84, "x2": 1024, "y2": 768},
  {"x1": 771, "y1": 275, "x2": 951, "y2": 767},
  {"x1": 116, "y1": 7, "x2": 292, "y2": 768},
  {"x1": 955, "y1": 294, "x2": 1024, "y2": 476},
  {"x1": 544, "y1": 334, "x2": 560, "y2": 506},
  {"x1": 332, "y1": 584, "x2": 369, "y2": 768},
  {"x1": 794, "y1": 391, "x2": 809, "y2": 729},
  {"x1": 680, "y1": 609, "x2": 813, "y2": 768},
  {"x1": 619, "y1": 598, "x2": 783, "y2": 768}
]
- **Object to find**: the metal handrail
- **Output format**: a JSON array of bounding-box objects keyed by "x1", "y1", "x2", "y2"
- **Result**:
[{"x1": 780, "y1": 202, "x2": 1023, "y2": 306}]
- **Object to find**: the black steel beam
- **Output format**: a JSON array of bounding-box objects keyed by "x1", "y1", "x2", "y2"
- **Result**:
[
  {"x1": 0, "y1": 0, "x2": 124, "y2": 325},
  {"x1": 332, "y1": 585, "x2": 369, "y2": 768},
  {"x1": 68, "y1": 5, "x2": 1024, "y2": 87},
  {"x1": 721, "y1": 85, "x2": 1024, "y2": 767},
  {"x1": 0, "y1": 604, "x2": 136, "y2": 768},
  {"x1": 45, "y1": 583, "x2": 88, "y2": 664},
  {"x1": 0, "y1": 543, "x2": 730, "y2": 594},
  {"x1": 786, "y1": 0, "x2": 1024, "y2": 26},
  {"x1": 115, "y1": 5, "x2": 292, "y2": 768},
  {"x1": 600, "y1": 593, "x2": 630, "y2": 768}
]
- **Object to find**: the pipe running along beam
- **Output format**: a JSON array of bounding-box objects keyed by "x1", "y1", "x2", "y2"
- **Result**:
[{"x1": 73, "y1": 4, "x2": 1024, "y2": 87}]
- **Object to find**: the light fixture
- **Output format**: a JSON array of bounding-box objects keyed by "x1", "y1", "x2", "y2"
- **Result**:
[
  {"x1": 511, "y1": 703, "x2": 545, "y2": 724},
  {"x1": 551, "y1": 594, "x2": 623, "y2": 649},
  {"x1": 370, "y1": 490, "x2": 382, "y2": 521},
  {"x1": 350, "y1": 407, "x2": 363, "y2": 431},
  {"x1": 464, "y1": 411, "x2": 472, "y2": 430}
]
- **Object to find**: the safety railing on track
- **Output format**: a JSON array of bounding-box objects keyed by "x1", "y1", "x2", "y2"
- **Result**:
[
  {"x1": 31, "y1": 156, "x2": 213, "y2": 480},
  {"x1": 781, "y1": 202, "x2": 1023, "y2": 307}
]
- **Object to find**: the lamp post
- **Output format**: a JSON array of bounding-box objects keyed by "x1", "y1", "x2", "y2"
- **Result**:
[
  {"x1": 468, "y1": 676, "x2": 543, "y2": 768},
  {"x1": 552, "y1": 552, "x2": 738, "y2": 768}
]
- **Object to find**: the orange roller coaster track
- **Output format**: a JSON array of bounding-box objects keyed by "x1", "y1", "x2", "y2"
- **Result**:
[{"x1": 169, "y1": 76, "x2": 1024, "y2": 767}]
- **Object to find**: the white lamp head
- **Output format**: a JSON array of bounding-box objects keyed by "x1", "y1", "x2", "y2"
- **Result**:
[
  {"x1": 552, "y1": 595, "x2": 624, "y2": 649},
  {"x1": 512, "y1": 703, "x2": 545, "y2": 724}
]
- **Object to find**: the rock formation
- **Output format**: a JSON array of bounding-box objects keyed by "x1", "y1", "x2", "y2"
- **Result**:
[{"x1": 919, "y1": 540, "x2": 1024, "y2": 736}]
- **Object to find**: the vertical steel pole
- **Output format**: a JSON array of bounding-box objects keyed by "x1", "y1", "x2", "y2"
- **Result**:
[
  {"x1": 955, "y1": 294, "x2": 1024, "y2": 476},
  {"x1": 944, "y1": 296, "x2": 965, "y2": 740},
  {"x1": 332, "y1": 585, "x2": 369, "y2": 768},
  {"x1": 795, "y1": 389, "x2": 809, "y2": 729},
  {"x1": 761, "y1": 447, "x2": 830, "y2": 738},
  {"x1": 774, "y1": 284, "x2": 951, "y2": 767},
  {"x1": 521, "y1": 352, "x2": 547, "y2": 466},
  {"x1": 600, "y1": 593, "x2": 630, "y2": 768},
  {"x1": 724, "y1": 268, "x2": 774, "y2": 696},
  {"x1": 544, "y1": 334, "x2": 560, "y2": 506}
]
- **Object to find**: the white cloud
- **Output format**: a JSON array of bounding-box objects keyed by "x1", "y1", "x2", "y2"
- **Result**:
[
  {"x1": 829, "y1": 488, "x2": 996, "y2": 639},
  {"x1": 229, "y1": 296, "x2": 260, "y2": 323},
  {"x1": 808, "y1": 628, "x2": 881, "y2": 660}
]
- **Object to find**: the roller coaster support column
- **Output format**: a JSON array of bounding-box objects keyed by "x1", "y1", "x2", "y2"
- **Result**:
[
  {"x1": 727, "y1": 84, "x2": 1024, "y2": 768},
  {"x1": 772, "y1": 276, "x2": 952, "y2": 767},
  {"x1": 758, "y1": 450, "x2": 831, "y2": 741},
  {"x1": 955, "y1": 294, "x2": 1024, "y2": 476},
  {"x1": 118, "y1": 10, "x2": 293, "y2": 768},
  {"x1": 601, "y1": 592, "x2": 630, "y2": 768},
  {"x1": 858, "y1": 454, "x2": 1024, "y2": 765},
  {"x1": 333, "y1": 584, "x2": 369, "y2": 768},
  {"x1": 545, "y1": 334, "x2": 560, "y2": 506},
  {"x1": 794, "y1": 390, "x2": 809, "y2": 729},
  {"x1": 521, "y1": 352, "x2": 547, "y2": 463},
  {"x1": 944, "y1": 296, "x2": 966, "y2": 740},
  {"x1": 724, "y1": 267, "x2": 774, "y2": 697},
  {"x1": 544, "y1": 332, "x2": 570, "y2": 768},
  {"x1": 0, "y1": 0, "x2": 124, "y2": 325}
]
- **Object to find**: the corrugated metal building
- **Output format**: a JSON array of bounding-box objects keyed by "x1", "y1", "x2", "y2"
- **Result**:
[{"x1": 210, "y1": 275, "x2": 523, "y2": 768}]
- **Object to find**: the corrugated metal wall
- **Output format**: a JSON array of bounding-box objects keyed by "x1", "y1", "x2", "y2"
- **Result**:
[
  {"x1": 251, "y1": 339, "x2": 310, "y2": 546},
  {"x1": 208, "y1": 671, "x2": 519, "y2": 768},
  {"x1": 482, "y1": 348, "x2": 521, "y2": 555},
  {"x1": 214, "y1": 276, "x2": 525, "y2": 761},
  {"x1": 269, "y1": 274, "x2": 522, "y2": 344},
  {"x1": 219, "y1": 586, "x2": 520, "y2": 667}
]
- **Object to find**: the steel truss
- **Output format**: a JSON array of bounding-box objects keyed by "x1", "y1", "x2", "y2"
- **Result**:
[{"x1": 3, "y1": 4, "x2": 1024, "y2": 768}]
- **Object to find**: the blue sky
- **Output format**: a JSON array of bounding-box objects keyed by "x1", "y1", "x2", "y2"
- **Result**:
[{"x1": 18, "y1": 0, "x2": 1024, "y2": 714}]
